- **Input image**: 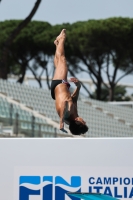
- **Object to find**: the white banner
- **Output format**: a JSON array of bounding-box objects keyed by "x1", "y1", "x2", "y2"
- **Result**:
[{"x1": 14, "y1": 166, "x2": 133, "y2": 200}]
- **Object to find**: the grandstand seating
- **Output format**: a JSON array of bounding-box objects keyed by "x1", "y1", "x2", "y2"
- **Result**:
[
  {"x1": 82, "y1": 98, "x2": 133, "y2": 124},
  {"x1": 0, "y1": 79, "x2": 133, "y2": 137},
  {"x1": 0, "y1": 93, "x2": 71, "y2": 138}
]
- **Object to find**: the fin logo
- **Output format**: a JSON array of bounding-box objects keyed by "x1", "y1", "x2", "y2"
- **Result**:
[{"x1": 19, "y1": 176, "x2": 81, "y2": 200}]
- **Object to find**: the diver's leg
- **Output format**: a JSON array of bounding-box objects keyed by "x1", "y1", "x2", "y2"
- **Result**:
[{"x1": 53, "y1": 29, "x2": 68, "y2": 80}]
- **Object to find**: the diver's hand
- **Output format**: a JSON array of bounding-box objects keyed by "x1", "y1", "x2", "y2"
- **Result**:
[
  {"x1": 69, "y1": 77, "x2": 81, "y2": 87},
  {"x1": 60, "y1": 128, "x2": 68, "y2": 133},
  {"x1": 60, "y1": 121, "x2": 68, "y2": 133}
]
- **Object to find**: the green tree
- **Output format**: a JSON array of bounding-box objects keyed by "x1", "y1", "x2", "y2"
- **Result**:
[
  {"x1": 67, "y1": 18, "x2": 133, "y2": 101},
  {"x1": 0, "y1": 20, "x2": 54, "y2": 87},
  {"x1": 0, "y1": 0, "x2": 42, "y2": 79},
  {"x1": 92, "y1": 85, "x2": 132, "y2": 101},
  {"x1": 1, "y1": 18, "x2": 133, "y2": 98}
]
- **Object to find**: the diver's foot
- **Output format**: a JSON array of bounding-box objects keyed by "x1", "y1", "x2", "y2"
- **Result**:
[{"x1": 56, "y1": 29, "x2": 66, "y2": 41}]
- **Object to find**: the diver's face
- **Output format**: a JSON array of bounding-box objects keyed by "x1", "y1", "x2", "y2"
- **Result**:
[{"x1": 75, "y1": 117, "x2": 86, "y2": 125}]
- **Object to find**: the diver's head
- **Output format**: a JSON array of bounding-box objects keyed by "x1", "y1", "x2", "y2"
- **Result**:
[{"x1": 69, "y1": 117, "x2": 88, "y2": 135}]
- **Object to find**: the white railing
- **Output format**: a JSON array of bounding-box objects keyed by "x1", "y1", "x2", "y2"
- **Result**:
[{"x1": 108, "y1": 101, "x2": 133, "y2": 108}]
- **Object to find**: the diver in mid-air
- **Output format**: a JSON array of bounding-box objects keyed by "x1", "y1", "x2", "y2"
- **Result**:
[{"x1": 51, "y1": 29, "x2": 88, "y2": 135}]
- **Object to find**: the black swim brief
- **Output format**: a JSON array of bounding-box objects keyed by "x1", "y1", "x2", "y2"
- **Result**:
[{"x1": 51, "y1": 80, "x2": 70, "y2": 100}]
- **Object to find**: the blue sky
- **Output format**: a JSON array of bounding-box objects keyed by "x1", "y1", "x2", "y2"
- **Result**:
[{"x1": 1, "y1": 0, "x2": 133, "y2": 24}]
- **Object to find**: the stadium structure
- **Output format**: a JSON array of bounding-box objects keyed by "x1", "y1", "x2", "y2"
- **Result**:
[{"x1": 0, "y1": 78, "x2": 133, "y2": 138}]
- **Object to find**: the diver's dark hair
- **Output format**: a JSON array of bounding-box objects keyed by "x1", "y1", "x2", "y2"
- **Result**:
[{"x1": 69, "y1": 120, "x2": 88, "y2": 135}]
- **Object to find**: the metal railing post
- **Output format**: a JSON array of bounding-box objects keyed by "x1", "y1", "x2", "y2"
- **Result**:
[
  {"x1": 54, "y1": 128, "x2": 57, "y2": 138},
  {"x1": 14, "y1": 113, "x2": 19, "y2": 136},
  {"x1": 31, "y1": 115, "x2": 35, "y2": 137},
  {"x1": 9, "y1": 103, "x2": 13, "y2": 126}
]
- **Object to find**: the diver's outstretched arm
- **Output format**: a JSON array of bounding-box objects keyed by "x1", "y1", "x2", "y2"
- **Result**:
[{"x1": 59, "y1": 101, "x2": 68, "y2": 133}]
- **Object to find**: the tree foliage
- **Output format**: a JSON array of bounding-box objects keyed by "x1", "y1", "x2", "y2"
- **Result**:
[
  {"x1": 0, "y1": 17, "x2": 133, "y2": 101},
  {"x1": 92, "y1": 85, "x2": 132, "y2": 101},
  {"x1": 67, "y1": 18, "x2": 133, "y2": 101},
  {"x1": 0, "y1": 0, "x2": 42, "y2": 79}
]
